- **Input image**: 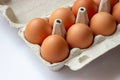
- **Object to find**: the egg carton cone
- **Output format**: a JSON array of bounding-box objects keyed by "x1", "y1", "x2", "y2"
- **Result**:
[
  {"x1": 75, "y1": 7, "x2": 89, "y2": 25},
  {"x1": 52, "y1": 19, "x2": 66, "y2": 38},
  {"x1": 0, "y1": 0, "x2": 120, "y2": 71},
  {"x1": 98, "y1": 0, "x2": 111, "y2": 12}
]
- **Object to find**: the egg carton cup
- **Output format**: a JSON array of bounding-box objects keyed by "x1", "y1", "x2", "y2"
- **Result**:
[{"x1": 0, "y1": 0, "x2": 120, "y2": 71}]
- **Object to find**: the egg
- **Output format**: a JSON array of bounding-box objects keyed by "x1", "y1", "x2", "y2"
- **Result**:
[
  {"x1": 40, "y1": 35, "x2": 69, "y2": 63},
  {"x1": 72, "y1": 0, "x2": 98, "y2": 19},
  {"x1": 24, "y1": 18, "x2": 52, "y2": 45},
  {"x1": 49, "y1": 8, "x2": 75, "y2": 31},
  {"x1": 66, "y1": 23, "x2": 94, "y2": 49},
  {"x1": 93, "y1": 0, "x2": 100, "y2": 6},
  {"x1": 90, "y1": 12, "x2": 116, "y2": 36},
  {"x1": 93, "y1": 0, "x2": 118, "y2": 8},
  {"x1": 112, "y1": 2, "x2": 120, "y2": 23}
]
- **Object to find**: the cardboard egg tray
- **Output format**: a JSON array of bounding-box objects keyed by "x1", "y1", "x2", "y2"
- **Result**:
[{"x1": 0, "y1": 0, "x2": 120, "y2": 71}]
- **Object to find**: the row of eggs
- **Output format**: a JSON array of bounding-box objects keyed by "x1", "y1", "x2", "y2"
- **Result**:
[{"x1": 24, "y1": 0, "x2": 120, "y2": 63}]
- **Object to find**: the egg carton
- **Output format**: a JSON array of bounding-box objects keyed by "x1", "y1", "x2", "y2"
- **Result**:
[{"x1": 0, "y1": 0, "x2": 120, "y2": 71}]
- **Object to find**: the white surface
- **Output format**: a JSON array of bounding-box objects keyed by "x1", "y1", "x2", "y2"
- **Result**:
[{"x1": 0, "y1": 14, "x2": 120, "y2": 80}]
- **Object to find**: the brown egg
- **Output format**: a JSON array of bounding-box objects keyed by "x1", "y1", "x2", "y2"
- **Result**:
[
  {"x1": 66, "y1": 23, "x2": 94, "y2": 49},
  {"x1": 72, "y1": 0, "x2": 98, "y2": 19},
  {"x1": 25, "y1": 18, "x2": 52, "y2": 45},
  {"x1": 93, "y1": 0, "x2": 100, "y2": 6},
  {"x1": 90, "y1": 12, "x2": 116, "y2": 36},
  {"x1": 112, "y1": 2, "x2": 120, "y2": 23},
  {"x1": 41, "y1": 35, "x2": 69, "y2": 63},
  {"x1": 49, "y1": 8, "x2": 75, "y2": 31}
]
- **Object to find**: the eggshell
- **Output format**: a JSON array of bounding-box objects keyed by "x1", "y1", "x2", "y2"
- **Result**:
[
  {"x1": 112, "y1": 2, "x2": 120, "y2": 23},
  {"x1": 93, "y1": 0, "x2": 100, "y2": 5},
  {"x1": 66, "y1": 23, "x2": 94, "y2": 49},
  {"x1": 24, "y1": 18, "x2": 52, "y2": 45},
  {"x1": 90, "y1": 12, "x2": 116, "y2": 36},
  {"x1": 49, "y1": 8, "x2": 75, "y2": 31},
  {"x1": 40, "y1": 35, "x2": 69, "y2": 64},
  {"x1": 72, "y1": 0, "x2": 98, "y2": 19}
]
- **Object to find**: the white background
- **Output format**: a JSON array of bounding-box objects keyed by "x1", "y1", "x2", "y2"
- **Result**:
[{"x1": 0, "y1": 14, "x2": 120, "y2": 80}]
